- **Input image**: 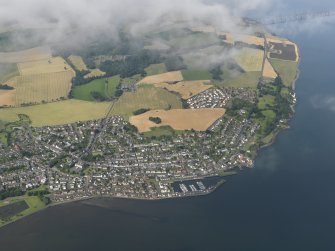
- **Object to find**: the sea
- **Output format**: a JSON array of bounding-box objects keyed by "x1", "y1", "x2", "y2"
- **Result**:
[{"x1": 0, "y1": 0, "x2": 335, "y2": 250}]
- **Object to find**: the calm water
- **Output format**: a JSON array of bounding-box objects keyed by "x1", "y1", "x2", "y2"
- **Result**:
[{"x1": 1, "y1": 1, "x2": 335, "y2": 251}]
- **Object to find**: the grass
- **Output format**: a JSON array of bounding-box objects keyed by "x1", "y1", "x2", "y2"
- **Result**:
[
  {"x1": 143, "y1": 126, "x2": 175, "y2": 138},
  {"x1": 235, "y1": 48, "x2": 263, "y2": 72},
  {"x1": 121, "y1": 74, "x2": 142, "y2": 85},
  {"x1": 217, "y1": 71, "x2": 261, "y2": 89},
  {"x1": 0, "y1": 196, "x2": 46, "y2": 226},
  {"x1": 0, "y1": 100, "x2": 111, "y2": 127},
  {"x1": 112, "y1": 85, "x2": 182, "y2": 119},
  {"x1": 269, "y1": 59, "x2": 298, "y2": 87},
  {"x1": 145, "y1": 63, "x2": 167, "y2": 76},
  {"x1": 0, "y1": 132, "x2": 8, "y2": 145},
  {"x1": 73, "y1": 76, "x2": 120, "y2": 101},
  {"x1": 182, "y1": 69, "x2": 212, "y2": 81},
  {"x1": 258, "y1": 95, "x2": 276, "y2": 110},
  {"x1": 0, "y1": 63, "x2": 19, "y2": 83}
]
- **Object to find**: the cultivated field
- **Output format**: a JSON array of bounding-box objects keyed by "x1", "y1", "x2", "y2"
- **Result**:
[
  {"x1": 84, "y1": 68, "x2": 106, "y2": 79},
  {"x1": 111, "y1": 85, "x2": 182, "y2": 118},
  {"x1": 18, "y1": 57, "x2": 73, "y2": 76},
  {"x1": 269, "y1": 58, "x2": 298, "y2": 87},
  {"x1": 145, "y1": 63, "x2": 167, "y2": 76},
  {"x1": 235, "y1": 48, "x2": 263, "y2": 72},
  {"x1": 0, "y1": 90, "x2": 16, "y2": 106},
  {"x1": 220, "y1": 71, "x2": 261, "y2": 89},
  {"x1": 129, "y1": 108, "x2": 226, "y2": 132},
  {"x1": 0, "y1": 46, "x2": 51, "y2": 63},
  {"x1": 154, "y1": 80, "x2": 213, "y2": 99},
  {"x1": 68, "y1": 55, "x2": 88, "y2": 71},
  {"x1": 263, "y1": 58, "x2": 278, "y2": 79},
  {"x1": 138, "y1": 71, "x2": 183, "y2": 84},
  {"x1": 0, "y1": 100, "x2": 111, "y2": 126},
  {"x1": 235, "y1": 34, "x2": 265, "y2": 47}
]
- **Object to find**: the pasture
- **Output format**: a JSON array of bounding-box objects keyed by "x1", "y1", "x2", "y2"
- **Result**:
[
  {"x1": 154, "y1": 80, "x2": 213, "y2": 99},
  {"x1": 181, "y1": 69, "x2": 212, "y2": 81},
  {"x1": 0, "y1": 46, "x2": 51, "y2": 64},
  {"x1": 145, "y1": 63, "x2": 167, "y2": 76},
  {"x1": 219, "y1": 71, "x2": 261, "y2": 89},
  {"x1": 129, "y1": 108, "x2": 226, "y2": 132},
  {"x1": 269, "y1": 59, "x2": 298, "y2": 87}
]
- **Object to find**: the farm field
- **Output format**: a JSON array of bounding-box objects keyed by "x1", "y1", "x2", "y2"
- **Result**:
[
  {"x1": 181, "y1": 69, "x2": 212, "y2": 81},
  {"x1": 0, "y1": 63, "x2": 19, "y2": 83},
  {"x1": 68, "y1": 55, "x2": 88, "y2": 71},
  {"x1": 218, "y1": 71, "x2": 261, "y2": 89},
  {"x1": 73, "y1": 76, "x2": 120, "y2": 101},
  {"x1": 84, "y1": 68, "x2": 106, "y2": 79},
  {"x1": 154, "y1": 80, "x2": 213, "y2": 99},
  {"x1": 263, "y1": 58, "x2": 278, "y2": 79},
  {"x1": 129, "y1": 108, "x2": 226, "y2": 132},
  {"x1": 145, "y1": 63, "x2": 167, "y2": 76},
  {"x1": 234, "y1": 48, "x2": 263, "y2": 72},
  {"x1": 234, "y1": 34, "x2": 264, "y2": 47},
  {"x1": 0, "y1": 100, "x2": 111, "y2": 126},
  {"x1": 138, "y1": 71, "x2": 183, "y2": 84},
  {"x1": 111, "y1": 85, "x2": 182, "y2": 118},
  {"x1": 18, "y1": 57, "x2": 73, "y2": 76},
  {"x1": 0, "y1": 46, "x2": 51, "y2": 63},
  {"x1": 269, "y1": 58, "x2": 298, "y2": 87}
]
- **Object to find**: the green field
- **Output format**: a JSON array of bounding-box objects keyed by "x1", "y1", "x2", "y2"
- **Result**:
[
  {"x1": 0, "y1": 100, "x2": 111, "y2": 126},
  {"x1": 269, "y1": 59, "x2": 298, "y2": 87},
  {"x1": 0, "y1": 196, "x2": 46, "y2": 226},
  {"x1": 182, "y1": 69, "x2": 212, "y2": 81},
  {"x1": 168, "y1": 32, "x2": 220, "y2": 50},
  {"x1": 0, "y1": 63, "x2": 19, "y2": 83},
  {"x1": 143, "y1": 126, "x2": 175, "y2": 138},
  {"x1": 73, "y1": 76, "x2": 120, "y2": 101},
  {"x1": 111, "y1": 85, "x2": 182, "y2": 119},
  {"x1": 145, "y1": 63, "x2": 167, "y2": 76},
  {"x1": 121, "y1": 74, "x2": 142, "y2": 85},
  {"x1": 217, "y1": 71, "x2": 261, "y2": 88},
  {"x1": 258, "y1": 95, "x2": 276, "y2": 110}
]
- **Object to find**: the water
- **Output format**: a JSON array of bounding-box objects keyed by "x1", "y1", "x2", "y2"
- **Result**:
[{"x1": 1, "y1": 1, "x2": 335, "y2": 250}]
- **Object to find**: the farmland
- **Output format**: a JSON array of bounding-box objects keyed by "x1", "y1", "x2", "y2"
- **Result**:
[
  {"x1": 145, "y1": 63, "x2": 167, "y2": 76},
  {"x1": 84, "y1": 68, "x2": 106, "y2": 79},
  {"x1": 0, "y1": 63, "x2": 19, "y2": 83},
  {"x1": 263, "y1": 58, "x2": 278, "y2": 79},
  {"x1": 154, "y1": 80, "x2": 213, "y2": 99},
  {"x1": 235, "y1": 48, "x2": 263, "y2": 72},
  {"x1": 181, "y1": 69, "x2": 212, "y2": 81},
  {"x1": 0, "y1": 100, "x2": 111, "y2": 126},
  {"x1": 138, "y1": 71, "x2": 183, "y2": 84},
  {"x1": 68, "y1": 55, "x2": 88, "y2": 71},
  {"x1": 0, "y1": 46, "x2": 51, "y2": 64},
  {"x1": 269, "y1": 59, "x2": 298, "y2": 87},
  {"x1": 73, "y1": 76, "x2": 121, "y2": 101},
  {"x1": 129, "y1": 108, "x2": 226, "y2": 132},
  {"x1": 218, "y1": 71, "x2": 261, "y2": 89}
]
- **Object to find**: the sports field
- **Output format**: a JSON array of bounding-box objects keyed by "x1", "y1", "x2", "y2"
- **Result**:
[
  {"x1": 129, "y1": 108, "x2": 226, "y2": 132},
  {"x1": 154, "y1": 80, "x2": 213, "y2": 99}
]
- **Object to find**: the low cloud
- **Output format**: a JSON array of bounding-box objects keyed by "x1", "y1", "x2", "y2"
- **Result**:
[{"x1": 311, "y1": 95, "x2": 335, "y2": 112}]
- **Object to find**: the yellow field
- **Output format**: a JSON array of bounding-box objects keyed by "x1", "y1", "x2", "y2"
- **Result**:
[
  {"x1": 129, "y1": 108, "x2": 226, "y2": 132},
  {"x1": 138, "y1": 71, "x2": 183, "y2": 84},
  {"x1": 235, "y1": 34, "x2": 265, "y2": 47},
  {"x1": 18, "y1": 57, "x2": 73, "y2": 76},
  {"x1": 153, "y1": 80, "x2": 213, "y2": 99},
  {"x1": 84, "y1": 69, "x2": 106, "y2": 79},
  {"x1": 235, "y1": 48, "x2": 264, "y2": 72},
  {"x1": 68, "y1": 55, "x2": 88, "y2": 71},
  {"x1": 263, "y1": 58, "x2": 278, "y2": 79},
  {"x1": 0, "y1": 90, "x2": 16, "y2": 106},
  {"x1": 0, "y1": 100, "x2": 110, "y2": 126},
  {"x1": 0, "y1": 46, "x2": 51, "y2": 63}
]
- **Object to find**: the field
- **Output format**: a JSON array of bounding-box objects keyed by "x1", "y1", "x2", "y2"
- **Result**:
[
  {"x1": 234, "y1": 48, "x2": 264, "y2": 72},
  {"x1": 145, "y1": 63, "x2": 167, "y2": 76},
  {"x1": 181, "y1": 69, "x2": 212, "y2": 81},
  {"x1": 138, "y1": 71, "x2": 183, "y2": 84},
  {"x1": 258, "y1": 95, "x2": 276, "y2": 110},
  {"x1": 154, "y1": 80, "x2": 213, "y2": 99},
  {"x1": 84, "y1": 68, "x2": 106, "y2": 79},
  {"x1": 234, "y1": 34, "x2": 265, "y2": 47},
  {"x1": 269, "y1": 59, "x2": 298, "y2": 87},
  {"x1": 68, "y1": 55, "x2": 88, "y2": 71},
  {"x1": 0, "y1": 196, "x2": 46, "y2": 227},
  {"x1": 18, "y1": 57, "x2": 73, "y2": 76},
  {"x1": 0, "y1": 46, "x2": 51, "y2": 63},
  {"x1": 73, "y1": 76, "x2": 120, "y2": 101},
  {"x1": 263, "y1": 58, "x2": 278, "y2": 79},
  {"x1": 218, "y1": 71, "x2": 261, "y2": 89},
  {"x1": 0, "y1": 63, "x2": 19, "y2": 83},
  {"x1": 182, "y1": 45, "x2": 225, "y2": 69},
  {"x1": 129, "y1": 108, "x2": 226, "y2": 132},
  {"x1": 0, "y1": 100, "x2": 111, "y2": 126},
  {"x1": 111, "y1": 85, "x2": 182, "y2": 118}
]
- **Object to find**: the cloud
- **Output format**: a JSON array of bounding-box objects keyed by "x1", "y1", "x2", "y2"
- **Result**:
[{"x1": 311, "y1": 95, "x2": 335, "y2": 112}]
